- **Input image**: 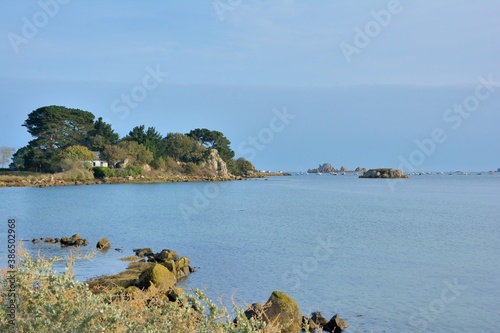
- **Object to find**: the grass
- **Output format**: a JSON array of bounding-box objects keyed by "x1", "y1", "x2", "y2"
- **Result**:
[{"x1": 0, "y1": 248, "x2": 284, "y2": 333}]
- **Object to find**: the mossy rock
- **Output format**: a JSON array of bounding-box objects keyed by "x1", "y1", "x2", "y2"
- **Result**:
[
  {"x1": 136, "y1": 264, "x2": 177, "y2": 290},
  {"x1": 177, "y1": 256, "x2": 190, "y2": 269},
  {"x1": 264, "y1": 291, "x2": 302, "y2": 333},
  {"x1": 96, "y1": 237, "x2": 111, "y2": 250},
  {"x1": 162, "y1": 260, "x2": 176, "y2": 273}
]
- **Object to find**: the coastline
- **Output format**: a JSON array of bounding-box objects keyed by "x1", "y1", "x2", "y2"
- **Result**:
[{"x1": 0, "y1": 171, "x2": 291, "y2": 188}]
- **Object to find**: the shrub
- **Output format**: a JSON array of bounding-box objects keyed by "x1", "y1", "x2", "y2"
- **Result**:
[
  {"x1": 93, "y1": 166, "x2": 111, "y2": 178},
  {"x1": 0, "y1": 250, "x2": 281, "y2": 333}
]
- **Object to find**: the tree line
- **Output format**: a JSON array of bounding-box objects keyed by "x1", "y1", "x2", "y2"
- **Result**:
[{"x1": 9, "y1": 105, "x2": 255, "y2": 176}]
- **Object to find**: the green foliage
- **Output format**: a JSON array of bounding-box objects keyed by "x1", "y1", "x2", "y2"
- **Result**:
[
  {"x1": 188, "y1": 128, "x2": 235, "y2": 163},
  {"x1": 16, "y1": 106, "x2": 95, "y2": 172},
  {"x1": 151, "y1": 157, "x2": 166, "y2": 171},
  {"x1": 93, "y1": 166, "x2": 111, "y2": 178},
  {"x1": 59, "y1": 145, "x2": 95, "y2": 162},
  {"x1": 87, "y1": 117, "x2": 119, "y2": 151},
  {"x1": 183, "y1": 162, "x2": 197, "y2": 174},
  {"x1": 23, "y1": 105, "x2": 95, "y2": 150},
  {"x1": 0, "y1": 251, "x2": 281, "y2": 332},
  {"x1": 124, "y1": 125, "x2": 168, "y2": 159},
  {"x1": 233, "y1": 158, "x2": 256, "y2": 176},
  {"x1": 165, "y1": 133, "x2": 206, "y2": 163}
]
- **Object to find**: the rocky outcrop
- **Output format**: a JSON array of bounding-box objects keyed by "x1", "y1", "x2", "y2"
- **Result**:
[
  {"x1": 360, "y1": 168, "x2": 408, "y2": 179},
  {"x1": 244, "y1": 291, "x2": 302, "y2": 333},
  {"x1": 308, "y1": 163, "x2": 337, "y2": 174},
  {"x1": 60, "y1": 234, "x2": 88, "y2": 247},
  {"x1": 96, "y1": 237, "x2": 111, "y2": 250},
  {"x1": 32, "y1": 234, "x2": 88, "y2": 247},
  {"x1": 201, "y1": 149, "x2": 228, "y2": 176},
  {"x1": 323, "y1": 314, "x2": 349, "y2": 332}
]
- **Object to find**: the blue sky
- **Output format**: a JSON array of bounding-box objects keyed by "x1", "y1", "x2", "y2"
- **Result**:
[{"x1": 1, "y1": 0, "x2": 499, "y2": 171}]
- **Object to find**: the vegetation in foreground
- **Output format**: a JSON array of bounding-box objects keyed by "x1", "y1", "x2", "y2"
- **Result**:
[{"x1": 0, "y1": 249, "x2": 282, "y2": 333}]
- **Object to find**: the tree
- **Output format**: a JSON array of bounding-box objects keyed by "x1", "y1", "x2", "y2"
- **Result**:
[
  {"x1": 124, "y1": 125, "x2": 167, "y2": 159},
  {"x1": 18, "y1": 106, "x2": 96, "y2": 172},
  {"x1": 102, "y1": 141, "x2": 153, "y2": 167},
  {"x1": 87, "y1": 117, "x2": 119, "y2": 151},
  {"x1": 233, "y1": 157, "x2": 256, "y2": 176},
  {"x1": 165, "y1": 133, "x2": 206, "y2": 163},
  {"x1": 59, "y1": 145, "x2": 95, "y2": 162},
  {"x1": 23, "y1": 105, "x2": 95, "y2": 150},
  {"x1": 0, "y1": 146, "x2": 15, "y2": 168},
  {"x1": 187, "y1": 128, "x2": 234, "y2": 163}
]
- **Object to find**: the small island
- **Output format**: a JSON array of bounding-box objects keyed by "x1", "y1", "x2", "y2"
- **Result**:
[{"x1": 359, "y1": 168, "x2": 409, "y2": 179}]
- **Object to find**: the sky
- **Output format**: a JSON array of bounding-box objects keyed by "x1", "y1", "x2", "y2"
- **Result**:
[{"x1": 1, "y1": 0, "x2": 499, "y2": 172}]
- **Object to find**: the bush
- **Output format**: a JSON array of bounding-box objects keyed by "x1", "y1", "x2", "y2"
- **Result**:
[
  {"x1": 93, "y1": 166, "x2": 111, "y2": 178},
  {"x1": 183, "y1": 162, "x2": 197, "y2": 174},
  {"x1": 0, "y1": 251, "x2": 281, "y2": 332}
]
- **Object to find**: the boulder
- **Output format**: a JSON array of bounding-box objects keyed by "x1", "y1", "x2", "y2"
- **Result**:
[
  {"x1": 263, "y1": 291, "x2": 302, "y2": 333},
  {"x1": 134, "y1": 248, "x2": 153, "y2": 257},
  {"x1": 44, "y1": 237, "x2": 54, "y2": 243},
  {"x1": 323, "y1": 314, "x2": 349, "y2": 332},
  {"x1": 96, "y1": 237, "x2": 111, "y2": 250},
  {"x1": 32, "y1": 238, "x2": 39, "y2": 244},
  {"x1": 60, "y1": 234, "x2": 85, "y2": 246},
  {"x1": 135, "y1": 264, "x2": 177, "y2": 290},
  {"x1": 244, "y1": 303, "x2": 265, "y2": 320},
  {"x1": 155, "y1": 249, "x2": 179, "y2": 262}
]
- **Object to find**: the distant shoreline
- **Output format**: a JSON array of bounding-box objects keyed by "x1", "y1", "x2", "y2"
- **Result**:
[{"x1": 0, "y1": 171, "x2": 291, "y2": 188}]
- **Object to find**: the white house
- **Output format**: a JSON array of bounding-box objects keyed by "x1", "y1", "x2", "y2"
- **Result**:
[{"x1": 90, "y1": 151, "x2": 108, "y2": 168}]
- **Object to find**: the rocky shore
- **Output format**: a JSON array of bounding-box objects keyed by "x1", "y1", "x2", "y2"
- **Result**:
[
  {"x1": 0, "y1": 171, "x2": 288, "y2": 188},
  {"x1": 29, "y1": 235, "x2": 349, "y2": 332}
]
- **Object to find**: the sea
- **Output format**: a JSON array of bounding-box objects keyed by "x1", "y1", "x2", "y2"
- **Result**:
[{"x1": 1, "y1": 173, "x2": 499, "y2": 332}]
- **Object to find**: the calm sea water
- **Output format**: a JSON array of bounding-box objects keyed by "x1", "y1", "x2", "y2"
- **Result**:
[{"x1": 1, "y1": 174, "x2": 499, "y2": 332}]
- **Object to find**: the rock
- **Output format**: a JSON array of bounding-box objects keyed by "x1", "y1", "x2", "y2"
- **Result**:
[
  {"x1": 243, "y1": 303, "x2": 265, "y2": 320},
  {"x1": 60, "y1": 234, "x2": 87, "y2": 247},
  {"x1": 177, "y1": 256, "x2": 190, "y2": 269},
  {"x1": 155, "y1": 249, "x2": 179, "y2": 263},
  {"x1": 323, "y1": 314, "x2": 349, "y2": 332},
  {"x1": 44, "y1": 237, "x2": 54, "y2": 243},
  {"x1": 134, "y1": 248, "x2": 153, "y2": 257},
  {"x1": 360, "y1": 168, "x2": 408, "y2": 179},
  {"x1": 135, "y1": 264, "x2": 177, "y2": 290},
  {"x1": 308, "y1": 163, "x2": 337, "y2": 174},
  {"x1": 262, "y1": 291, "x2": 302, "y2": 333},
  {"x1": 96, "y1": 237, "x2": 111, "y2": 250},
  {"x1": 115, "y1": 248, "x2": 123, "y2": 253},
  {"x1": 162, "y1": 260, "x2": 176, "y2": 273},
  {"x1": 32, "y1": 238, "x2": 39, "y2": 244},
  {"x1": 201, "y1": 149, "x2": 228, "y2": 176},
  {"x1": 167, "y1": 287, "x2": 184, "y2": 302},
  {"x1": 311, "y1": 312, "x2": 328, "y2": 326},
  {"x1": 302, "y1": 316, "x2": 320, "y2": 331}
]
